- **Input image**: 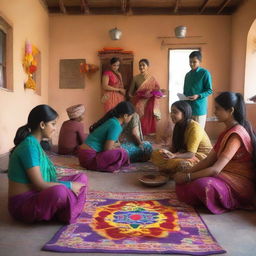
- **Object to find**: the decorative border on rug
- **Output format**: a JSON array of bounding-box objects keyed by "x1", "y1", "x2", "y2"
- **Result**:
[{"x1": 43, "y1": 191, "x2": 226, "y2": 255}]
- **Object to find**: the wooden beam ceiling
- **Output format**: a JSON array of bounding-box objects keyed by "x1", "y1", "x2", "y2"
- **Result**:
[
  {"x1": 200, "y1": 0, "x2": 210, "y2": 14},
  {"x1": 217, "y1": 0, "x2": 232, "y2": 14},
  {"x1": 174, "y1": 0, "x2": 180, "y2": 14},
  {"x1": 43, "y1": 0, "x2": 245, "y2": 16},
  {"x1": 58, "y1": 0, "x2": 66, "y2": 14}
]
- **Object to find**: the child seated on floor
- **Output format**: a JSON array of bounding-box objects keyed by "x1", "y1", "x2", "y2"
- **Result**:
[
  {"x1": 8, "y1": 104, "x2": 88, "y2": 224},
  {"x1": 78, "y1": 101, "x2": 134, "y2": 172},
  {"x1": 119, "y1": 112, "x2": 153, "y2": 162},
  {"x1": 174, "y1": 92, "x2": 256, "y2": 214},
  {"x1": 58, "y1": 104, "x2": 87, "y2": 155},
  {"x1": 151, "y1": 100, "x2": 212, "y2": 175}
]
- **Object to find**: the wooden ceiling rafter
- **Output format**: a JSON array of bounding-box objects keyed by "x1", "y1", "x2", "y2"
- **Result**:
[
  {"x1": 200, "y1": 0, "x2": 210, "y2": 14},
  {"x1": 121, "y1": 0, "x2": 132, "y2": 15},
  {"x1": 58, "y1": 0, "x2": 67, "y2": 14},
  {"x1": 127, "y1": 0, "x2": 132, "y2": 15},
  {"x1": 174, "y1": 0, "x2": 180, "y2": 14},
  {"x1": 43, "y1": 0, "x2": 244, "y2": 15},
  {"x1": 81, "y1": 0, "x2": 90, "y2": 14},
  {"x1": 217, "y1": 0, "x2": 232, "y2": 14}
]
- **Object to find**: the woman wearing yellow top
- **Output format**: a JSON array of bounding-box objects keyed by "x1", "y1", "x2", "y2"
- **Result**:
[{"x1": 151, "y1": 100, "x2": 212, "y2": 174}]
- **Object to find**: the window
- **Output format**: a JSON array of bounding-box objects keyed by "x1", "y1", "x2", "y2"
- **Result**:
[
  {"x1": 0, "y1": 27, "x2": 6, "y2": 88},
  {"x1": 0, "y1": 16, "x2": 13, "y2": 91}
]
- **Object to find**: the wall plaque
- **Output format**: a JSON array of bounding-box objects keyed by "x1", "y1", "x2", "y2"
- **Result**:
[{"x1": 59, "y1": 59, "x2": 85, "y2": 89}]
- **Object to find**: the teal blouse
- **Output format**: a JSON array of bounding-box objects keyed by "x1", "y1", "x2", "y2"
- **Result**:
[
  {"x1": 183, "y1": 67, "x2": 212, "y2": 116},
  {"x1": 8, "y1": 135, "x2": 70, "y2": 188},
  {"x1": 85, "y1": 117, "x2": 122, "y2": 152}
]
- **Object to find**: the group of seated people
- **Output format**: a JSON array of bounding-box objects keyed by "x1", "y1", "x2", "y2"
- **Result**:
[{"x1": 7, "y1": 91, "x2": 256, "y2": 225}]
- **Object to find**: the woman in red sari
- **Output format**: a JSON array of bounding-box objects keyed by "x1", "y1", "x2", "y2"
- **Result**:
[
  {"x1": 102, "y1": 57, "x2": 126, "y2": 113},
  {"x1": 128, "y1": 59, "x2": 163, "y2": 135},
  {"x1": 174, "y1": 92, "x2": 256, "y2": 214}
]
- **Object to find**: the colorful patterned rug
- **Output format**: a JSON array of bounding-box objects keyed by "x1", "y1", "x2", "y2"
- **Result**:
[
  {"x1": 47, "y1": 151, "x2": 157, "y2": 173},
  {"x1": 43, "y1": 191, "x2": 225, "y2": 255},
  {"x1": 56, "y1": 166, "x2": 82, "y2": 178}
]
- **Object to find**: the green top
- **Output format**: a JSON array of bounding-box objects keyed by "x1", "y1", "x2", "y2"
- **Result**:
[
  {"x1": 8, "y1": 135, "x2": 57, "y2": 184},
  {"x1": 85, "y1": 117, "x2": 122, "y2": 152},
  {"x1": 183, "y1": 67, "x2": 212, "y2": 116}
]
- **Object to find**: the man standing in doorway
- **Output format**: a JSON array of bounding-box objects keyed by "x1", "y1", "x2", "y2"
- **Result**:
[{"x1": 183, "y1": 51, "x2": 212, "y2": 129}]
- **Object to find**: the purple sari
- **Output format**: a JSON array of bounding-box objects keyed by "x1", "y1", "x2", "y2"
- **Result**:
[
  {"x1": 8, "y1": 173, "x2": 87, "y2": 224},
  {"x1": 78, "y1": 148, "x2": 129, "y2": 172}
]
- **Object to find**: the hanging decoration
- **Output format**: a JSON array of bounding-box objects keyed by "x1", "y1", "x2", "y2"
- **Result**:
[
  {"x1": 109, "y1": 27, "x2": 122, "y2": 40},
  {"x1": 80, "y1": 63, "x2": 99, "y2": 73},
  {"x1": 23, "y1": 40, "x2": 39, "y2": 90},
  {"x1": 174, "y1": 26, "x2": 187, "y2": 38}
]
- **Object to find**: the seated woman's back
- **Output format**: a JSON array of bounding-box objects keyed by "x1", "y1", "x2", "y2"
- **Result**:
[
  {"x1": 85, "y1": 117, "x2": 122, "y2": 152},
  {"x1": 58, "y1": 104, "x2": 86, "y2": 155},
  {"x1": 78, "y1": 101, "x2": 135, "y2": 172}
]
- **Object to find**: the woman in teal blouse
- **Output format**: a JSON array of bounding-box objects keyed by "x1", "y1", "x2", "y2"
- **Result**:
[
  {"x1": 78, "y1": 101, "x2": 135, "y2": 172},
  {"x1": 8, "y1": 105, "x2": 88, "y2": 223}
]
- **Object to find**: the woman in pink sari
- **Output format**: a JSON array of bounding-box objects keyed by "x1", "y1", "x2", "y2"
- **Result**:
[
  {"x1": 102, "y1": 57, "x2": 126, "y2": 113},
  {"x1": 174, "y1": 92, "x2": 256, "y2": 214},
  {"x1": 128, "y1": 59, "x2": 163, "y2": 135}
]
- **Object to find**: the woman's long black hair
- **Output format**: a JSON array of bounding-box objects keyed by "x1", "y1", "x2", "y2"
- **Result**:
[
  {"x1": 215, "y1": 91, "x2": 256, "y2": 166},
  {"x1": 89, "y1": 101, "x2": 135, "y2": 133},
  {"x1": 171, "y1": 100, "x2": 192, "y2": 153},
  {"x1": 11, "y1": 105, "x2": 58, "y2": 153}
]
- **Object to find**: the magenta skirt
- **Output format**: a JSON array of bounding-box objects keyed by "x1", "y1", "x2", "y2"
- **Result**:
[
  {"x1": 78, "y1": 148, "x2": 129, "y2": 172},
  {"x1": 8, "y1": 173, "x2": 88, "y2": 224},
  {"x1": 176, "y1": 177, "x2": 255, "y2": 214}
]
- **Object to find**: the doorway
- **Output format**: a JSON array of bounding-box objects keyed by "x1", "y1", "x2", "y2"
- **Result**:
[{"x1": 168, "y1": 49, "x2": 199, "y2": 110}]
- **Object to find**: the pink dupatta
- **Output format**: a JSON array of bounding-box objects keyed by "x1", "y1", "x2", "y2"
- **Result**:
[{"x1": 132, "y1": 76, "x2": 163, "y2": 135}]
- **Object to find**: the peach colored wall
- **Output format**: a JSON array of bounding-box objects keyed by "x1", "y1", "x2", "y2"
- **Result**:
[
  {"x1": 49, "y1": 15, "x2": 231, "y2": 144},
  {"x1": 230, "y1": 0, "x2": 256, "y2": 128},
  {"x1": 0, "y1": 0, "x2": 49, "y2": 154}
]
